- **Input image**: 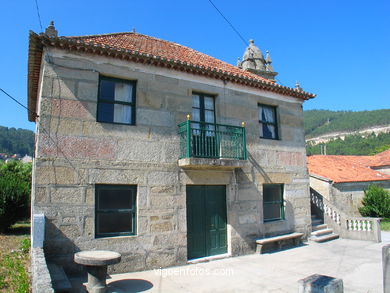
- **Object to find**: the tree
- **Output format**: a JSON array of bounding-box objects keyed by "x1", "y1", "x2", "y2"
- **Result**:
[
  {"x1": 0, "y1": 161, "x2": 31, "y2": 232},
  {"x1": 358, "y1": 185, "x2": 390, "y2": 218}
]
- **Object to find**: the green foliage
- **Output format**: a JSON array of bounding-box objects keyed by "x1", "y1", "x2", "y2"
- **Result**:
[
  {"x1": 0, "y1": 238, "x2": 30, "y2": 293},
  {"x1": 359, "y1": 185, "x2": 390, "y2": 218},
  {"x1": 306, "y1": 132, "x2": 390, "y2": 155},
  {"x1": 380, "y1": 219, "x2": 390, "y2": 231},
  {"x1": 304, "y1": 109, "x2": 390, "y2": 138},
  {"x1": 0, "y1": 125, "x2": 34, "y2": 156},
  {"x1": 0, "y1": 161, "x2": 32, "y2": 232}
]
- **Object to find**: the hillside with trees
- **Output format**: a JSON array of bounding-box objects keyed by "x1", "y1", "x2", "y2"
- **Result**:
[
  {"x1": 304, "y1": 109, "x2": 390, "y2": 138},
  {"x1": 0, "y1": 126, "x2": 34, "y2": 156},
  {"x1": 306, "y1": 133, "x2": 390, "y2": 156},
  {"x1": 305, "y1": 109, "x2": 390, "y2": 156}
]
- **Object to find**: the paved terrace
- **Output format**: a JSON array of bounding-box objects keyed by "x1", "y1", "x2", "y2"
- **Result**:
[{"x1": 71, "y1": 236, "x2": 389, "y2": 293}]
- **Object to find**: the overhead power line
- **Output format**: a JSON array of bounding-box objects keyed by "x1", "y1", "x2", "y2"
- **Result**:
[
  {"x1": 207, "y1": 0, "x2": 248, "y2": 47},
  {"x1": 34, "y1": 0, "x2": 44, "y2": 32},
  {"x1": 0, "y1": 88, "x2": 37, "y2": 117}
]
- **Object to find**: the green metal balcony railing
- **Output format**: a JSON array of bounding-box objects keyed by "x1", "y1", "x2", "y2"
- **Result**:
[{"x1": 178, "y1": 119, "x2": 247, "y2": 160}]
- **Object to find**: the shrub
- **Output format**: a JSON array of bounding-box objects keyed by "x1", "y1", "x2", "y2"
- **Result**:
[
  {"x1": 0, "y1": 161, "x2": 31, "y2": 232},
  {"x1": 359, "y1": 185, "x2": 390, "y2": 218}
]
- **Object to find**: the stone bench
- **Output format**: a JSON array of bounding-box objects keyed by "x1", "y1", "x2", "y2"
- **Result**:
[
  {"x1": 256, "y1": 232, "x2": 304, "y2": 254},
  {"x1": 74, "y1": 250, "x2": 121, "y2": 293}
]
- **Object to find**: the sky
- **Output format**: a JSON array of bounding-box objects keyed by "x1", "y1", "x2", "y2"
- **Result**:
[{"x1": 0, "y1": 0, "x2": 389, "y2": 131}]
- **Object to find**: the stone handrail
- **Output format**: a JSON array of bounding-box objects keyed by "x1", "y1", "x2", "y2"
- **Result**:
[{"x1": 310, "y1": 188, "x2": 381, "y2": 242}]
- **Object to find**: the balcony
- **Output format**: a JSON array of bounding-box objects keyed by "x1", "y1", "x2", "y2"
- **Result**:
[{"x1": 178, "y1": 119, "x2": 247, "y2": 170}]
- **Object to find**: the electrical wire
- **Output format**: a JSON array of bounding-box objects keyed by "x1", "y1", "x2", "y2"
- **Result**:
[
  {"x1": 0, "y1": 88, "x2": 85, "y2": 181},
  {"x1": 0, "y1": 88, "x2": 38, "y2": 117},
  {"x1": 207, "y1": 0, "x2": 248, "y2": 47},
  {"x1": 34, "y1": 0, "x2": 44, "y2": 32}
]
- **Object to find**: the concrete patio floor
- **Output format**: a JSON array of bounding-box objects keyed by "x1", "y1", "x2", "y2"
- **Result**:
[{"x1": 72, "y1": 237, "x2": 388, "y2": 293}]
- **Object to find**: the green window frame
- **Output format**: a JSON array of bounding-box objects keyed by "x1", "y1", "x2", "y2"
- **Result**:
[
  {"x1": 95, "y1": 184, "x2": 137, "y2": 238},
  {"x1": 258, "y1": 104, "x2": 279, "y2": 140},
  {"x1": 263, "y1": 184, "x2": 284, "y2": 222},
  {"x1": 191, "y1": 92, "x2": 216, "y2": 124},
  {"x1": 97, "y1": 76, "x2": 136, "y2": 125}
]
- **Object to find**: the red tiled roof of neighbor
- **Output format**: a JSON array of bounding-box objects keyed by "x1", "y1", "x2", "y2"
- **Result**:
[
  {"x1": 370, "y1": 149, "x2": 390, "y2": 167},
  {"x1": 27, "y1": 31, "x2": 315, "y2": 122},
  {"x1": 307, "y1": 150, "x2": 390, "y2": 183}
]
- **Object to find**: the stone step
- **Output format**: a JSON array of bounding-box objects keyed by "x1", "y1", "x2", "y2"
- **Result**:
[
  {"x1": 311, "y1": 228, "x2": 333, "y2": 237},
  {"x1": 311, "y1": 218, "x2": 323, "y2": 225},
  {"x1": 311, "y1": 224, "x2": 328, "y2": 231},
  {"x1": 310, "y1": 233, "x2": 339, "y2": 243},
  {"x1": 47, "y1": 263, "x2": 72, "y2": 293}
]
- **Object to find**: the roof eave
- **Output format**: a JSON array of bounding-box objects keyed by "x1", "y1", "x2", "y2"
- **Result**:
[{"x1": 27, "y1": 31, "x2": 43, "y2": 122}]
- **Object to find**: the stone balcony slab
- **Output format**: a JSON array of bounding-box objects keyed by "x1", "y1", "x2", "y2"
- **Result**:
[{"x1": 178, "y1": 157, "x2": 245, "y2": 170}]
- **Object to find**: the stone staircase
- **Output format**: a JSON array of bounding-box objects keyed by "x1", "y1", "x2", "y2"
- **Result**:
[{"x1": 310, "y1": 214, "x2": 339, "y2": 243}]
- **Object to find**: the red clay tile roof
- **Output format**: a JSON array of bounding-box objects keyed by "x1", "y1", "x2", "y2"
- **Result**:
[
  {"x1": 307, "y1": 150, "x2": 390, "y2": 183},
  {"x1": 67, "y1": 32, "x2": 271, "y2": 83},
  {"x1": 27, "y1": 31, "x2": 315, "y2": 121}
]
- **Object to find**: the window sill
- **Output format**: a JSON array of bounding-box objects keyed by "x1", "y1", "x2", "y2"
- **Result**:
[
  {"x1": 264, "y1": 219, "x2": 285, "y2": 224},
  {"x1": 95, "y1": 234, "x2": 137, "y2": 240}
]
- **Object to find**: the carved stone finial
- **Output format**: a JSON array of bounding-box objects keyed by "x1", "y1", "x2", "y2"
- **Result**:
[
  {"x1": 237, "y1": 57, "x2": 242, "y2": 68},
  {"x1": 45, "y1": 20, "x2": 58, "y2": 37},
  {"x1": 265, "y1": 50, "x2": 274, "y2": 72},
  {"x1": 295, "y1": 81, "x2": 303, "y2": 91}
]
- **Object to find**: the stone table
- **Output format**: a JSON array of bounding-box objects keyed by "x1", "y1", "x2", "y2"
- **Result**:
[{"x1": 74, "y1": 250, "x2": 121, "y2": 293}]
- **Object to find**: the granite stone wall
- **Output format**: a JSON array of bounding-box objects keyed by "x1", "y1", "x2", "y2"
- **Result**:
[{"x1": 32, "y1": 49, "x2": 311, "y2": 273}]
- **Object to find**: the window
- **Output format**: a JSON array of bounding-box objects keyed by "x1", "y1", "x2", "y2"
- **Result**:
[
  {"x1": 95, "y1": 185, "x2": 137, "y2": 238},
  {"x1": 263, "y1": 184, "x2": 284, "y2": 222},
  {"x1": 192, "y1": 93, "x2": 216, "y2": 132},
  {"x1": 97, "y1": 76, "x2": 136, "y2": 125},
  {"x1": 258, "y1": 104, "x2": 278, "y2": 139}
]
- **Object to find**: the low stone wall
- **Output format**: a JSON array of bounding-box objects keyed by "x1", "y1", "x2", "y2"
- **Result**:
[{"x1": 31, "y1": 247, "x2": 54, "y2": 293}]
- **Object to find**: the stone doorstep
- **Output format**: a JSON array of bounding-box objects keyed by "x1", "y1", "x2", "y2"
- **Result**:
[{"x1": 187, "y1": 253, "x2": 231, "y2": 264}]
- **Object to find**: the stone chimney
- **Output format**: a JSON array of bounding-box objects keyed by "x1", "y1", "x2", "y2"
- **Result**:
[{"x1": 44, "y1": 21, "x2": 58, "y2": 38}]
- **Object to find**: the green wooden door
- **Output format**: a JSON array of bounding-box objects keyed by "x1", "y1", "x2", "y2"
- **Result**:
[{"x1": 186, "y1": 185, "x2": 227, "y2": 260}]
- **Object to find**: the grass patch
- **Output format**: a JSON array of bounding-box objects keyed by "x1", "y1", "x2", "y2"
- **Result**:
[
  {"x1": 0, "y1": 221, "x2": 31, "y2": 293},
  {"x1": 381, "y1": 219, "x2": 390, "y2": 231}
]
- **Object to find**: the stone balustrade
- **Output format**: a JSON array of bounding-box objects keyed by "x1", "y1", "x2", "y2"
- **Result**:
[{"x1": 310, "y1": 189, "x2": 381, "y2": 242}]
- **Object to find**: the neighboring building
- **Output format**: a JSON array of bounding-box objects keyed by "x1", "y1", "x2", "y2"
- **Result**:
[
  {"x1": 28, "y1": 22, "x2": 315, "y2": 274},
  {"x1": 308, "y1": 150, "x2": 390, "y2": 215},
  {"x1": 21, "y1": 155, "x2": 33, "y2": 163}
]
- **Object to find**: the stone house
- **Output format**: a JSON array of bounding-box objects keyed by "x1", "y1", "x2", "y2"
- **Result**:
[
  {"x1": 308, "y1": 150, "x2": 390, "y2": 215},
  {"x1": 28, "y1": 22, "x2": 315, "y2": 274}
]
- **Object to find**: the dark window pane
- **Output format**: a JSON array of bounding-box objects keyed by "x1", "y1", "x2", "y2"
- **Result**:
[
  {"x1": 261, "y1": 124, "x2": 276, "y2": 139},
  {"x1": 264, "y1": 184, "x2": 283, "y2": 221},
  {"x1": 97, "y1": 212, "x2": 133, "y2": 234},
  {"x1": 98, "y1": 103, "x2": 114, "y2": 122},
  {"x1": 98, "y1": 188, "x2": 134, "y2": 210},
  {"x1": 100, "y1": 79, "x2": 115, "y2": 101},
  {"x1": 264, "y1": 185, "x2": 282, "y2": 202},
  {"x1": 264, "y1": 203, "x2": 281, "y2": 220}
]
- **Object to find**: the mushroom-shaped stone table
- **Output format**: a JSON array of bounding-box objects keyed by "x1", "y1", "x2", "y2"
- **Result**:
[{"x1": 74, "y1": 250, "x2": 121, "y2": 293}]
